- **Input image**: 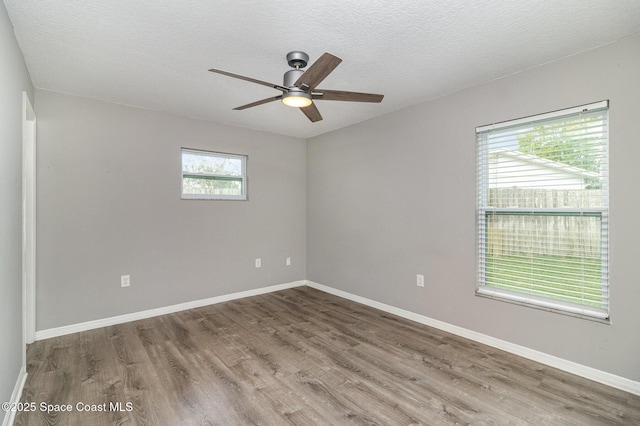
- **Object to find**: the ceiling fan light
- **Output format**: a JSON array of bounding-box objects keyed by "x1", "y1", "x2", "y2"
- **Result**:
[{"x1": 282, "y1": 91, "x2": 312, "y2": 108}]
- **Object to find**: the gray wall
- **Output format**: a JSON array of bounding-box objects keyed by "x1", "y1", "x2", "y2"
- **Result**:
[
  {"x1": 0, "y1": 2, "x2": 33, "y2": 411},
  {"x1": 307, "y1": 34, "x2": 640, "y2": 381},
  {"x1": 36, "y1": 90, "x2": 306, "y2": 329}
]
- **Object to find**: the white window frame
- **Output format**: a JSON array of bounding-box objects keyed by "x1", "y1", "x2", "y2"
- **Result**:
[
  {"x1": 476, "y1": 101, "x2": 609, "y2": 321},
  {"x1": 181, "y1": 148, "x2": 247, "y2": 200}
]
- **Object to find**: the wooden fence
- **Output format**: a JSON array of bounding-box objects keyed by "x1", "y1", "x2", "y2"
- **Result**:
[
  {"x1": 488, "y1": 188, "x2": 603, "y2": 209},
  {"x1": 486, "y1": 188, "x2": 603, "y2": 258}
]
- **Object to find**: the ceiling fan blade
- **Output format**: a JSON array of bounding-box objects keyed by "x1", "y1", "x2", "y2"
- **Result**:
[
  {"x1": 294, "y1": 53, "x2": 342, "y2": 90},
  {"x1": 209, "y1": 68, "x2": 287, "y2": 92},
  {"x1": 233, "y1": 95, "x2": 283, "y2": 110},
  {"x1": 313, "y1": 89, "x2": 384, "y2": 103},
  {"x1": 300, "y1": 102, "x2": 323, "y2": 122}
]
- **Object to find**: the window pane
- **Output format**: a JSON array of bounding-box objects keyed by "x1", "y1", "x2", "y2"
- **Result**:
[
  {"x1": 485, "y1": 213, "x2": 604, "y2": 308},
  {"x1": 182, "y1": 152, "x2": 243, "y2": 177},
  {"x1": 485, "y1": 252, "x2": 604, "y2": 308},
  {"x1": 485, "y1": 112, "x2": 607, "y2": 199},
  {"x1": 182, "y1": 177, "x2": 242, "y2": 196}
]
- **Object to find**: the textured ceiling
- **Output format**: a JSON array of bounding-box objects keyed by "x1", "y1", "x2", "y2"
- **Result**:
[{"x1": 4, "y1": 0, "x2": 640, "y2": 138}]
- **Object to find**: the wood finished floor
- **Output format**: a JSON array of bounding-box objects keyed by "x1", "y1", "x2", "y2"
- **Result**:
[{"x1": 16, "y1": 286, "x2": 640, "y2": 425}]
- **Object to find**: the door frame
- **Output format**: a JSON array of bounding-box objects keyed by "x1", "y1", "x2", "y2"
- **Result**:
[{"x1": 22, "y1": 91, "x2": 36, "y2": 358}]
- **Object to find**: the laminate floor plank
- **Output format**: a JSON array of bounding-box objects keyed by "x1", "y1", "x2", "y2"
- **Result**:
[
  {"x1": 301, "y1": 291, "x2": 640, "y2": 425},
  {"x1": 15, "y1": 286, "x2": 640, "y2": 425},
  {"x1": 310, "y1": 329, "x2": 527, "y2": 425},
  {"x1": 346, "y1": 341, "x2": 534, "y2": 424},
  {"x1": 290, "y1": 288, "x2": 636, "y2": 424}
]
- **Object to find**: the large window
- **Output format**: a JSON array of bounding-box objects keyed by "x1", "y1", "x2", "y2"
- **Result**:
[
  {"x1": 476, "y1": 101, "x2": 609, "y2": 320},
  {"x1": 181, "y1": 148, "x2": 247, "y2": 200}
]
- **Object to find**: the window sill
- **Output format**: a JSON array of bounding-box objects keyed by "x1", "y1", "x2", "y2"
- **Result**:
[{"x1": 475, "y1": 287, "x2": 611, "y2": 324}]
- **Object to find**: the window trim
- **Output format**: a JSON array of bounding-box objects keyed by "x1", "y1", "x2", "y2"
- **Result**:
[
  {"x1": 475, "y1": 101, "x2": 610, "y2": 322},
  {"x1": 476, "y1": 100, "x2": 609, "y2": 133},
  {"x1": 181, "y1": 148, "x2": 248, "y2": 200}
]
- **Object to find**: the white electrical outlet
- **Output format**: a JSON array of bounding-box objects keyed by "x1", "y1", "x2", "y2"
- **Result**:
[
  {"x1": 121, "y1": 275, "x2": 130, "y2": 288},
  {"x1": 255, "y1": 258, "x2": 261, "y2": 268},
  {"x1": 417, "y1": 274, "x2": 425, "y2": 287},
  {"x1": 286, "y1": 257, "x2": 291, "y2": 266}
]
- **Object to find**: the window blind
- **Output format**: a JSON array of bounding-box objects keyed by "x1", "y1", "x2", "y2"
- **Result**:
[{"x1": 476, "y1": 101, "x2": 609, "y2": 320}]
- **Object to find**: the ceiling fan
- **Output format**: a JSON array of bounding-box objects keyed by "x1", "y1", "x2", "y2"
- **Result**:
[{"x1": 208, "y1": 51, "x2": 384, "y2": 122}]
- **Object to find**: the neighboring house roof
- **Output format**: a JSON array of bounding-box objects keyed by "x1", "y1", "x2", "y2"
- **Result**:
[{"x1": 489, "y1": 148, "x2": 600, "y2": 189}]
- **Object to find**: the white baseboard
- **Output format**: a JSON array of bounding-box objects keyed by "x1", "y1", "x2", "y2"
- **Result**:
[
  {"x1": 2, "y1": 367, "x2": 27, "y2": 426},
  {"x1": 306, "y1": 280, "x2": 640, "y2": 396},
  {"x1": 35, "y1": 280, "x2": 306, "y2": 341}
]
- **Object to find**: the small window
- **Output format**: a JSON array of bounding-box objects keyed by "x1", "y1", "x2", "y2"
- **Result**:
[
  {"x1": 476, "y1": 101, "x2": 609, "y2": 320},
  {"x1": 181, "y1": 148, "x2": 247, "y2": 200}
]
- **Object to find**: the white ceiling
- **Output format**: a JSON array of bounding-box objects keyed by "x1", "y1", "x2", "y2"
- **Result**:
[{"x1": 4, "y1": 1, "x2": 640, "y2": 139}]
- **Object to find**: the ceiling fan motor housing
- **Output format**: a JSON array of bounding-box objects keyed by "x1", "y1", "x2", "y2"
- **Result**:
[{"x1": 283, "y1": 69, "x2": 305, "y2": 88}]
